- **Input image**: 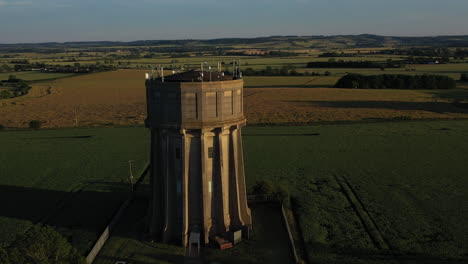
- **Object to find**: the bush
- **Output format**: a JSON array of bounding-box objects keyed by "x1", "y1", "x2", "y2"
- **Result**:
[
  {"x1": 29, "y1": 120, "x2": 42, "y2": 129},
  {"x1": 272, "y1": 185, "x2": 289, "y2": 204},
  {"x1": 1, "y1": 225, "x2": 85, "y2": 264},
  {"x1": 251, "y1": 180, "x2": 274, "y2": 195},
  {"x1": 0, "y1": 124, "x2": 4, "y2": 130}
]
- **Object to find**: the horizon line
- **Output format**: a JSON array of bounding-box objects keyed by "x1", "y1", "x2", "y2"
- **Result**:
[{"x1": 2, "y1": 34, "x2": 468, "y2": 46}]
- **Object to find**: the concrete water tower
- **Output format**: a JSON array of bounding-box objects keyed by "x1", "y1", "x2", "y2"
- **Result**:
[{"x1": 145, "y1": 66, "x2": 252, "y2": 246}]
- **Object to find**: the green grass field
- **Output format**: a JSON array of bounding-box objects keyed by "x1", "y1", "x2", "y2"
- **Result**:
[
  {"x1": 0, "y1": 127, "x2": 149, "y2": 254},
  {"x1": 0, "y1": 71, "x2": 78, "y2": 81},
  {"x1": 243, "y1": 120, "x2": 468, "y2": 263}
]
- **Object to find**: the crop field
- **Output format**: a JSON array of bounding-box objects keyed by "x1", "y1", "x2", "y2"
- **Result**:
[
  {"x1": 244, "y1": 86, "x2": 468, "y2": 124},
  {"x1": 2, "y1": 69, "x2": 467, "y2": 128},
  {"x1": 242, "y1": 120, "x2": 468, "y2": 263},
  {"x1": 0, "y1": 127, "x2": 149, "y2": 254}
]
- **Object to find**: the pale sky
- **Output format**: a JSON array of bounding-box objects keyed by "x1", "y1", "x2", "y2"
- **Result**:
[{"x1": 0, "y1": 0, "x2": 467, "y2": 43}]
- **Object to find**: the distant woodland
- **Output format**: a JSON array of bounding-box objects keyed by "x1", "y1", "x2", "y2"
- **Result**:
[{"x1": 335, "y1": 74, "x2": 456, "y2": 90}]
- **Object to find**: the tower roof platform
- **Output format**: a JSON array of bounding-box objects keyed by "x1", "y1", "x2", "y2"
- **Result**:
[{"x1": 156, "y1": 70, "x2": 235, "y2": 82}]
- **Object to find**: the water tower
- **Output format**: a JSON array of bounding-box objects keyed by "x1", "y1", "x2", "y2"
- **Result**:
[{"x1": 145, "y1": 65, "x2": 252, "y2": 246}]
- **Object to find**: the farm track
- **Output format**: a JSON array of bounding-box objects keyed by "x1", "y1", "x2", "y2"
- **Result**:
[
  {"x1": 334, "y1": 174, "x2": 391, "y2": 250},
  {"x1": 332, "y1": 174, "x2": 425, "y2": 264},
  {"x1": 301, "y1": 76, "x2": 323, "y2": 86}
]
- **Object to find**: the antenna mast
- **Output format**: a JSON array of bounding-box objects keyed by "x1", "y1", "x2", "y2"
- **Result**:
[{"x1": 161, "y1": 66, "x2": 164, "y2": 82}]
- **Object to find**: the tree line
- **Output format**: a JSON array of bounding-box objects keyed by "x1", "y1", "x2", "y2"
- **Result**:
[
  {"x1": 242, "y1": 66, "x2": 331, "y2": 76},
  {"x1": 307, "y1": 60, "x2": 404, "y2": 69},
  {"x1": 377, "y1": 48, "x2": 468, "y2": 60},
  {"x1": 334, "y1": 74, "x2": 456, "y2": 90}
]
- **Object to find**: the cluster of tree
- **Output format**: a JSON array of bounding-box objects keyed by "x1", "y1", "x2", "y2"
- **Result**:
[
  {"x1": 243, "y1": 66, "x2": 293, "y2": 76},
  {"x1": 42, "y1": 63, "x2": 116, "y2": 73},
  {"x1": 334, "y1": 74, "x2": 456, "y2": 90},
  {"x1": 242, "y1": 66, "x2": 331, "y2": 76},
  {"x1": 0, "y1": 225, "x2": 85, "y2": 264},
  {"x1": 404, "y1": 56, "x2": 448, "y2": 64},
  {"x1": 0, "y1": 75, "x2": 31, "y2": 99},
  {"x1": 262, "y1": 50, "x2": 299, "y2": 57},
  {"x1": 225, "y1": 51, "x2": 256, "y2": 56},
  {"x1": 307, "y1": 60, "x2": 404, "y2": 69},
  {"x1": 461, "y1": 73, "x2": 468, "y2": 82},
  {"x1": 318, "y1": 51, "x2": 374, "y2": 57},
  {"x1": 13, "y1": 62, "x2": 46, "y2": 71},
  {"x1": 2, "y1": 61, "x2": 115, "y2": 75}
]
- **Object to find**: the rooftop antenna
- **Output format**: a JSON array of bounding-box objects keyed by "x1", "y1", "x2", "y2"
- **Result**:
[
  {"x1": 209, "y1": 65, "x2": 212, "y2": 82},
  {"x1": 200, "y1": 62, "x2": 204, "y2": 82}
]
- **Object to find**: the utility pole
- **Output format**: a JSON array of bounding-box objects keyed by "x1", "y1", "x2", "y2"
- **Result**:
[{"x1": 128, "y1": 160, "x2": 134, "y2": 192}]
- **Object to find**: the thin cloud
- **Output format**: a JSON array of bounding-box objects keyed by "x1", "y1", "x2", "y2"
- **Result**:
[
  {"x1": 0, "y1": 0, "x2": 71, "y2": 7},
  {"x1": 0, "y1": 0, "x2": 33, "y2": 6}
]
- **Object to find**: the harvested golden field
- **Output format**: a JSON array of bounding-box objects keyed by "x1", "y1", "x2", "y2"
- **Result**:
[
  {"x1": 1, "y1": 70, "x2": 467, "y2": 128},
  {"x1": 244, "y1": 87, "x2": 468, "y2": 124},
  {"x1": 0, "y1": 70, "x2": 147, "y2": 128}
]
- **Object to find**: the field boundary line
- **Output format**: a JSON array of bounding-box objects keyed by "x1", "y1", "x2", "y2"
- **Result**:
[{"x1": 281, "y1": 203, "x2": 300, "y2": 263}]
